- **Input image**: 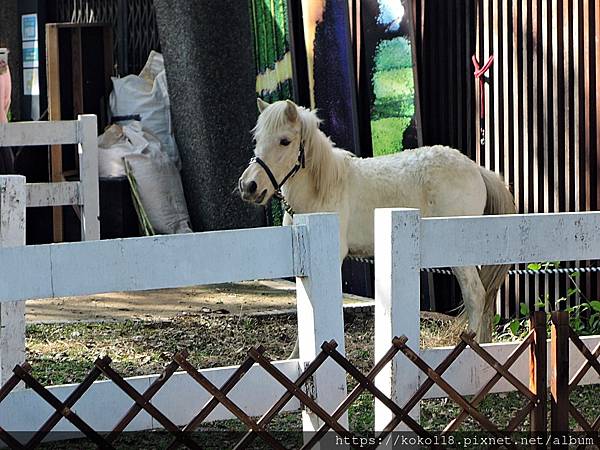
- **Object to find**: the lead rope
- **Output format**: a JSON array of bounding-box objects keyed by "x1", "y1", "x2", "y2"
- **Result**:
[
  {"x1": 472, "y1": 54, "x2": 494, "y2": 152},
  {"x1": 276, "y1": 192, "x2": 296, "y2": 217}
]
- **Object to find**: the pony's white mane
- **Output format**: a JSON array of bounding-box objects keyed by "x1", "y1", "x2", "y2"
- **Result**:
[
  {"x1": 252, "y1": 101, "x2": 292, "y2": 138},
  {"x1": 297, "y1": 107, "x2": 350, "y2": 205}
]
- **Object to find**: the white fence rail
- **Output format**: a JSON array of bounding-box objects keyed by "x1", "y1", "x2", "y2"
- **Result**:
[{"x1": 374, "y1": 208, "x2": 600, "y2": 430}]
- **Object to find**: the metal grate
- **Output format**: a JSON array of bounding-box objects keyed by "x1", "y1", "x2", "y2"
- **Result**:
[
  {"x1": 56, "y1": 0, "x2": 119, "y2": 23},
  {"x1": 126, "y1": 0, "x2": 161, "y2": 75},
  {"x1": 54, "y1": 0, "x2": 160, "y2": 75}
]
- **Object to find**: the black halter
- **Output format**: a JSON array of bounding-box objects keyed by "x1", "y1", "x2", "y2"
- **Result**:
[{"x1": 250, "y1": 140, "x2": 306, "y2": 204}]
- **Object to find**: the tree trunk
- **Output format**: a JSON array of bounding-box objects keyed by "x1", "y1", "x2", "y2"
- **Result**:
[{"x1": 153, "y1": 0, "x2": 265, "y2": 231}]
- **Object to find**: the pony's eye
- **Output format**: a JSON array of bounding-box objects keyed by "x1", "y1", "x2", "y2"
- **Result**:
[{"x1": 280, "y1": 138, "x2": 291, "y2": 146}]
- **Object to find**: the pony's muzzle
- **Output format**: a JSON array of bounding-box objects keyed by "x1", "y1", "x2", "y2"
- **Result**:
[
  {"x1": 239, "y1": 178, "x2": 266, "y2": 204},
  {"x1": 244, "y1": 180, "x2": 257, "y2": 194}
]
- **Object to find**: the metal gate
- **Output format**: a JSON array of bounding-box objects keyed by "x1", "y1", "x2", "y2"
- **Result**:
[{"x1": 53, "y1": 0, "x2": 160, "y2": 75}]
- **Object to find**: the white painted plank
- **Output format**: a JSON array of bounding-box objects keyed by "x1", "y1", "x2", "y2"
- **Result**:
[
  {"x1": 78, "y1": 115, "x2": 100, "y2": 240},
  {"x1": 26, "y1": 182, "x2": 81, "y2": 207},
  {"x1": 0, "y1": 226, "x2": 300, "y2": 302},
  {"x1": 294, "y1": 213, "x2": 348, "y2": 433},
  {"x1": 0, "y1": 375, "x2": 153, "y2": 434},
  {"x1": 151, "y1": 360, "x2": 301, "y2": 427},
  {"x1": 374, "y1": 208, "x2": 421, "y2": 431},
  {"x1": 0, "y1": 121, "x2": 79, "y2": 147},
  {"x1": 0, "y1": 176, "x2": 26, "y2": 386},
  {"x1": 420, "y1": 336, "x2": 600, "y2": 399},
  {"x1": 421, "y1": 212, "x2": 600, "y2": 268},
  {"x1": 0, "y1": 360, "x2": 300, "y2": 432}
]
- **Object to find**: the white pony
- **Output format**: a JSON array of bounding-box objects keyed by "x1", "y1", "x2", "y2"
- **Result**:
[{"x1": 239, "y1": 99, "x2": 515, "y2": 342}]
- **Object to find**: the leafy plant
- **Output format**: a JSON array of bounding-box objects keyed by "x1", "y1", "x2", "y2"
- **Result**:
[{"x1": 495, "y1": 262, "x2": 600, "y2": 338}]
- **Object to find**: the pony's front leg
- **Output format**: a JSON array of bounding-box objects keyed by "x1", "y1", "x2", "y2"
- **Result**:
[{"x1": 452, "y1": 266, "x2": 489, "y2": 342}]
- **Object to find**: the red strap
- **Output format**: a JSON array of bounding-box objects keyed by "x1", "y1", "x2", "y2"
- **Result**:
[{"x1": 472, "y1": 55, "x2": 494, "y2": 118}]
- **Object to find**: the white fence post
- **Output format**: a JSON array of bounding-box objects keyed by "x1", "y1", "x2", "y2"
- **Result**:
[
  {"x1": 374, "y1": 208, "x2": 421, "y2": 431},
  {"x1": 294, "y1": 213, "x2": 348, "y2": 435},
  {"x1": 78, "y1": 114, "x2": 100, "y2": 240},
  {"x1": 0, "y1": 176, "x2": 26, "y2": 386}
]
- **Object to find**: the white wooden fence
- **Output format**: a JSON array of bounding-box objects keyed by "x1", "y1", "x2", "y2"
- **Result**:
[
  {"x1": 374, "y1": 208, "x2": 600, "y2": 429},
  {"x1": 0, "y1": 115, "x2": 100, "y2": 240},
  {"x1": 2, "y1": 118, "x2": 600, "y2": 438},
  {"x1": 0, "y1": 116, "x2": 100, "y2": 386},
  {"x1": 0, "y1": 191, "x2": 347, "y2": 434}
]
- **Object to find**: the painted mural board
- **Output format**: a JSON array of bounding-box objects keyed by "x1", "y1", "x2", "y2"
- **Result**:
[
  {"x1": 361, "y1": 0, "x2": 421, "y2": 156},
  {"x1": 300, "y1": 0, "x2": 361, "y2": 155},
  {"x1": 250, "y1": 0, "x2": 294, "y2": 102},
  {"x1": 249, "y1": 0, "x2": 295, "y2": 226}
]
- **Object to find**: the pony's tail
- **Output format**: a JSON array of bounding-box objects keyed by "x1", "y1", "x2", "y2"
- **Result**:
[{"x1": 478, "y1": 167, "x2": 516, "y2": 342}]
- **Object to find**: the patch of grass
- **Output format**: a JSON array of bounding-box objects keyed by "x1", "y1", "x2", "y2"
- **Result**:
[
  {"x1": 371, "y1": 95, "x2": 415, "y2": 120},
  {"x1": 370, "y1": 39, "x2": 416, "y2": 155},
  {"x1": 27, "y1": 315, "x2": 298, "y2": 386},
  {"x1": 371, "y1": 117, "x2": 411, "y2": 156},
  {"x1": 373, "y1": 67, "x2": 415, "y2": 100},
  {"x1": 374, "y1": 36, "x2": 413, "y2": 72},
  {"x1": 27, "y1": 313, "x2": 463, "y2": 386}
]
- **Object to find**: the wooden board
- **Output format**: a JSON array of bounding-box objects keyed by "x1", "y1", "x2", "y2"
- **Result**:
[
  {"x1": 45, "y1": 23, "x2": 113, "y2": 243},
  {"x1": 46, "y1": 24, "x2": 64, "y2": 243},
  {"x1": 0, "y1": 226, "x2": 299, "y2": 302}
]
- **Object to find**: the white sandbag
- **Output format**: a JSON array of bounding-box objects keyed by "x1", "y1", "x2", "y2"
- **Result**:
[
  {"x1": 98, "y1": 125, "x2": 127, "y2": 178},
  {"x1": 98, "y1": 122, "x2": 192, "y2": 234},
  {"x1": 124, "y1": 150, "x2": 192, "y2": 235},
  {"x1": 97, "y1": 122, "x2": 161, "y2": 178},
  {"x1": 139, "y1": 50, "x2": 164, "y2": 83},
  {"x1": 110, "y1": 51, "x2": 181, "y2": 169}
]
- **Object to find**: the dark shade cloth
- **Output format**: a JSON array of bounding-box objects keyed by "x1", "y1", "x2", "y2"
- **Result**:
[{"x1": 0, "y1": 147, "x2": 14, "y2": 175}]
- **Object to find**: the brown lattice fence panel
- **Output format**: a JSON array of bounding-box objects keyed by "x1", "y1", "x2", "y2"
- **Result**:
[
  {"x1": 0, "y1": 319, "x2": 558, "y2": 449},
  {"x1": 550, "y1": 311, "x2": 600, "y2": 449},
  {"x1": 10, "y1": 311, "x2": 600, "y2": 448}
]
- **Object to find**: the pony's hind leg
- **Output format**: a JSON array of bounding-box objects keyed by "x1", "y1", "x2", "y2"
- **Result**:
[{"x1": 452, "y1": 266, "x2": 489, "y2": 342}]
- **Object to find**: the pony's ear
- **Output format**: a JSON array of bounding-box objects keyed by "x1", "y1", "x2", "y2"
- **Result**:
[
  {"x1": 285, "y1": 100, "x2": 298, "y2": 122},
  {"x1": 257, "y1": 98, "x2": 269, "y2": 113}
]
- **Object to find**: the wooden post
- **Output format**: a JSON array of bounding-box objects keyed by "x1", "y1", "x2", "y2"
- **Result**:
[
  {"x1": 294, "y1": 213, "x2": 348, "y2": 437},
  {"x1": 46, "y1": 24, "x2": 64, "y2": 243},
  {"x1": 530, "y1": 311, "x2": 548, "y2": 440},
  {"x1": 374, "y1": 208, "x2": 421, "y2": 431},
  {"x1": 0, "y1": 176, "x2": 26, "y2": 386},
  {"x1": 550, "y1": 311, "x2": 569, "y2": 445},
  {"x1": 78, "y1": 115, "x2": 100, "y2": 241}
]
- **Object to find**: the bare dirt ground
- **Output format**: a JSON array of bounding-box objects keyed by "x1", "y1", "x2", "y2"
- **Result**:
[{"x1": 25, "y1": 280, "x2": 371, "y2": 323}]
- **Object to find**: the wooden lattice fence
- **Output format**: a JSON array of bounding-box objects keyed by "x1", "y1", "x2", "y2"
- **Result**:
[{"x1": 0, "y1": 312, "x2": 597, "y2": 449}]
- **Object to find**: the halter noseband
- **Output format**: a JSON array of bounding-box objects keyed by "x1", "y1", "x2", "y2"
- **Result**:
[{"x1": 249, "y1": 138, "x2": 305, "y2": 211}]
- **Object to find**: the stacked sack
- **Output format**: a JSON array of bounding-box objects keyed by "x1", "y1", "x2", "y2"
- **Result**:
[{"x1": 99, "y1": 51, "x2": 192, "y2": 234}]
